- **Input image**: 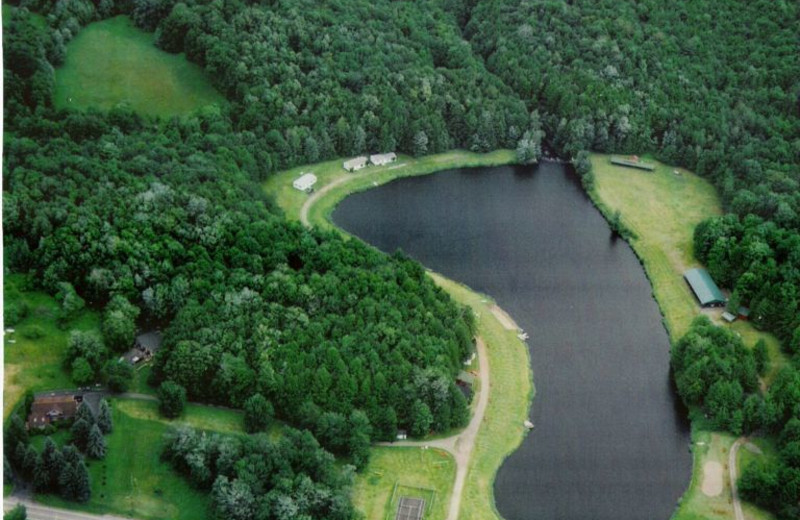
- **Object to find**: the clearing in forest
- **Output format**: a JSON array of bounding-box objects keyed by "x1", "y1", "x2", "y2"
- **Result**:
[{"x1": 54, "y1": 16, "x2": 224, "y2": 118}]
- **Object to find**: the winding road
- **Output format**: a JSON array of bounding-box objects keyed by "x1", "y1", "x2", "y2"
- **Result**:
[{"x1": 380, "y1": 337, "x2": 491, "y2": 520}]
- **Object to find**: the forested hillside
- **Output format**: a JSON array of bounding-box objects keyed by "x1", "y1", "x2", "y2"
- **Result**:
[
  {"x1": 4, "y1": 0, "x2": 477, "y2": 481},
  {"x1": 3, "y1": 0, "x2": 800, "y2": 517}
]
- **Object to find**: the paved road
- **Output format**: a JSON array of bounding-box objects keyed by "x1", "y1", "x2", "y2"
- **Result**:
[
  {"x1": 379, "y1": 337, "x2": 491, "y2": 520},
  {"x1": 3, "y1": 497, "x2": 134, "y2": 520}
]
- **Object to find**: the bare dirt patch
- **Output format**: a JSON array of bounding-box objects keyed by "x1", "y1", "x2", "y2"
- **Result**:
[
  {"x1": 701, "y1": 461, "x2": 724, "y2": 497},
  {"x1": 489, "y1": 305, "x2": 518, "y2": 330}
]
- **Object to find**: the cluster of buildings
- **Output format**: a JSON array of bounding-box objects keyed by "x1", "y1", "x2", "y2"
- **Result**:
[{"x1": 292, "y1": 152, "x2": 398, "y2": 193}]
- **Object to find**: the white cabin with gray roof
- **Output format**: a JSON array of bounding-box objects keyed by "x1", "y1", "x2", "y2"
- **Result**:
[
  {"x1": 369, "y1": 152, "x2": 397, "y2": 166},
  {"x1": 343, "y1": 156, "x2": 368, "y2": 172}
]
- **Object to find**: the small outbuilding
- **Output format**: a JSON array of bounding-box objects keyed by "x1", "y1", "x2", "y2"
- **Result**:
[
  {"x1": 343, "y1": 156, "x2": 368, "y2": 172},
  {"x1": 370, "y1": 152, "x2": 397, "y2": 166},
  {"x1": 135, "y1": 331, "x2": 163, "y2": 357},
  {"x1": 396, "y1": 429, "x2": 408, "y2": 441},
  {"x1": 684, "y1": 268, "x2": 726, "y2": 308},
  {"x1": 292, "y1": 173, "x2": 317, "y2": 193},
  {"x1": 610, "y1": 155, "x2": 656, "y2": 171},
  {"x1": 721, "y1": 311, "x2": 737, "y2": 323},
  {"x1": 737, "y1": 307, "x2": 750, "y2": 320}
]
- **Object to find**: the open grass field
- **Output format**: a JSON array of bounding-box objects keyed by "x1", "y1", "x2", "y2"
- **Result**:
[
  {"x1": 267, "y1": 150, "x2": 532, "y2": 520},
  {"x1": 54, "y1": 16, "x2": 224, "y2": 118},
  {"x1": 37, "y1": 398, "x2": 211, "y2": 520},
  {"x1": 589, "y1": 154, "x2": 779, "y2": 520},
  {"x1": 114, "y1": 398, "x2": 244, "y2": 435},
  {"x1": 3, "y1": 274, "x2": 101, "y2": 419},
  {"x1": 352, "y1": 447, "x2": 455, "y2": 520}
]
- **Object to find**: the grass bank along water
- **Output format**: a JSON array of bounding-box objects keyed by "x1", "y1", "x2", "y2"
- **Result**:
[
  {"x1": 266, "y1": 150, "x2": 533, "y2": 520},
  {"x1": 54, "y1": 16, "x2": 224, "y2": 117},
  {"x1": 587, "y1": 154, "x2": 780, "y2": 520}
]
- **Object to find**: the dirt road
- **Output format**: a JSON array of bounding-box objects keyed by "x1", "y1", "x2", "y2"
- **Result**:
[{"x1": 381, "y1": 337, "x2": 490, "y2": 520}]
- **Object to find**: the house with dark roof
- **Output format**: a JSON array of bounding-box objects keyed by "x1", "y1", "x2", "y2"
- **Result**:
[
  {"x1": 684, "y1": 268, "x2": 726, "y2": 307},
  {"x1": 27, "y1": 394, "x2": 80, "y2": 429}
]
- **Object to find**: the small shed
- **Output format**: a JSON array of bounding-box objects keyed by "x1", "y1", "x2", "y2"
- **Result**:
[
  {"x1": 370, "y1": 152, "x2": 397, "y2": 166},
  {"x1": 610, "y1": 155, "x2": 656, "y2": 171},
  {"x1": 684, "y1": 268, "x2": 726, "y2": 308},
  {"x1": 292, "y1": 173, "x2": 317, "y2": 192},
  {"x1": 737, "y1": 307, "x2": 750, "y2": 320},
  {"x1": 721, "y1": 311, "x2": 737, "y2": 323},
  {"x1": 343, "y1": 156, "x2": 368, "y2": 172}
]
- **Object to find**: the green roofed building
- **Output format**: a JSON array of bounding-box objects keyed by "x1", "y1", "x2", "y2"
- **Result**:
[{"x1": 684, "y1": 268, "x2": 726, "y2": 307}]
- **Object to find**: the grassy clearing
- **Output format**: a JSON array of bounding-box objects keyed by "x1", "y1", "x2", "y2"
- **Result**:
[
  {"x1": 352, "y1": 447, "x2": 455, "y2": 520},
  {"x1": 264, "y1": 149, "x2": 516, "y2": 229},
  {"x1": 37, "y1": 398, "x2": 210, "y2": 520},
  {"x1": 54, "y1": 16, "x2": 224, "y2": 118},
  {"x1": 267, "y1": 150, "x2": 531, "y2": 520},
  {"x1": 113, "y1": 398, "x2": 244, "y2": 434},
  {"x1": 3, "y1": 274, "x2": 101, "y2": 419},
  {"x1": 588, "y1": 154, "x2": 780, "y2": 520}
]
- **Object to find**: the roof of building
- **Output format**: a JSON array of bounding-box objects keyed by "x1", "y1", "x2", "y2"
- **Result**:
[
  {"x1": 610, "y1": 156, "x2": 656, "y2": 171},
  {"x1": 722, "y1": 311, "x2": 737, "y2": 323},
  {"x1": 370, "y1": 152, "x2": 397, "y2": 164},
  {"x1": 343, "y1": 156, "x2": 368, "y2": 169},
  {"x1": 684, "y1": 268, "x2": 726, "y2": 306},
  {"x1": 292, "y1": 173, "x2": 317, "y2": 190},
  {"x1": 738, "y1": 306, "x2": 750, "y2": 317},
  {"x1": 136, "y1": 331, "x2": 163, "y2": 352},
  {"x1": 28, "y1": 395, "x2": 78, "y2": 427}
]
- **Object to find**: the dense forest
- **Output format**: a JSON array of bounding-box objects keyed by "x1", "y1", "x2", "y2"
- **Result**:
[
  {"x1": 162, "y1": 426, "x2": 356, "y2": 520},
  {"x1": 3, "y1": 0, "x2": 799, "y2": 517}
]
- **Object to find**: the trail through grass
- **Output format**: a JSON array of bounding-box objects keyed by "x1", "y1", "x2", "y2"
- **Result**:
[{"x1": 54, "y1": 16, "x2": 224, "y2": 118}]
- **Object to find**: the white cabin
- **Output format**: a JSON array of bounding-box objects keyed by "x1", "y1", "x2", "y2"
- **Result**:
[
  {"x1": 343, "y1": 156, "x2": 368, "y2": 172},
  {"x1": 292, "y1": 173, "x2": 317, "y2": 192},
  {"x1": 370, "y1": 152, "x2": 397, "y2": 166}
]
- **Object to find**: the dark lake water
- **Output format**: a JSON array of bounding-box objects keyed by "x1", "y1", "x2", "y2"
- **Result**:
[{"x1": 332, "y1": 162, "x2": 692, "y2": 520}]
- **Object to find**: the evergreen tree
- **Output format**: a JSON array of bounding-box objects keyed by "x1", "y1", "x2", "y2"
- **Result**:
[
  {"x1": 243, "y1": 393, "x2": 273, "y2": 433},
  {"x1": 410, "y1": 400, "x2": 433, "y2": 437},
  {"x1": 70, "y1": 418, "x2": 91, "y2": 452},
  {"x1": 3, "y1": 456, "x2": 12, "y2": 485},
  {"x1": 75, "y1": 402, "x2": 96, "y2": 426},
  {"x1": 4, "y1": 413, "x2": 29, "y2": 464},
  {"x1": 97, "y1": 399, "x2": 113, "y2": 434},
  {"x1": 158, "y1": 381, "x2": 187, "y2": 418},
  {"x1": 36, "y1": 438, "x2": 64, "y2": 492},
  {"x1": 86, "y1": 424, "x2": 107, "y2": 459}
]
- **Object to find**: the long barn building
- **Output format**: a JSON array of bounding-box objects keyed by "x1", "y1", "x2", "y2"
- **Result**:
[{"x1": 684, "y1": 268, "x2": 726, "y2": 307}]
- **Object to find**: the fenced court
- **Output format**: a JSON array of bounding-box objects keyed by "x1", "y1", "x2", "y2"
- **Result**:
[
  {"x1": 395, "y1": 497, "x2": 426, "y2": 520},
  {"x1": 387, "y1": 483, "x2": 437, "y2": 520}
]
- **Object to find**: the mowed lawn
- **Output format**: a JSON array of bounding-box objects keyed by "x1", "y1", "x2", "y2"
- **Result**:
[
  {"x1": 54, "y1": 16, "x2": 224, "y2": 118},
  {"x1": 352, "y1": 447, "x2": 455, "y2": 520},
  {"x1": 3, "y1": 274, "x2": 100, "y2": 419},
  {"x1": 36, "y1": 398, "x2": 246, "y2": 520},
  {"x1": 589, "y1": 155, "x2": 780, "y2": 520}
]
